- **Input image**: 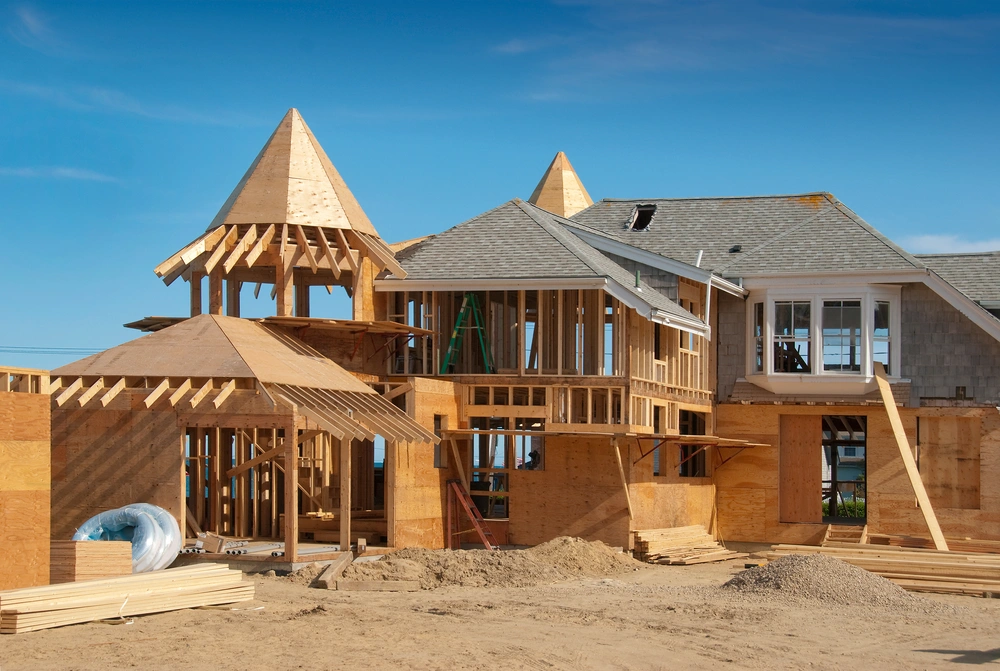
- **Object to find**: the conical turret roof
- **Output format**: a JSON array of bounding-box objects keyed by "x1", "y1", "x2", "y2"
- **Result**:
[
  {"x1": 528, "y1": 151, "x2": 594, "y2": 218},
  {"x1": 206, "y1": 108, "x2": 378, "y2": 237}
]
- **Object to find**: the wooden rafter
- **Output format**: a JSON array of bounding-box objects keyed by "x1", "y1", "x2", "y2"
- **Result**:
[
  {"x1": 203, "y1": 226, "x2": 239, "y2": 275},
  {"x1": 78, "y1": 378, "x2": 105, "y2": 407},
  {"x1": 54, "y1": 377, "x2": 84, "y2": 407},
  {"x1": 245, "y1": 224, "x2": 275, "y2": 268},
  {"x1": 144, "y1": 378, "x2": 171, "y2": 408},
  {"x1": 334, "y1": 229, "x2": 359, "y2": 274},
  {"x1": 168, "y1": 378, "x2": 193, "y2": 406},
  {"x1": 189, "y1": 379, "x2": 214, "y2": 409},
  {"x1": 294, "y1": 225, "x2": 319, "y2": 273},
  {"x1": 99, "y1": 377, "x2": 126, "y2": 407},
  {"x1": 223, "y1": 225, "x2": 258, "y2": 274},
  {"x1": 315, "y1": 228, "x2": 340, "y2": 280},
  {"x1": 212, "y1": 379, "x2": 236, "y2": 409}
]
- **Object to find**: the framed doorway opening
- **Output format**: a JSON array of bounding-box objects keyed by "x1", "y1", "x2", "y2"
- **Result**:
[{"x1": 822, "y1": 415, "x2": 867, "y2": 523}]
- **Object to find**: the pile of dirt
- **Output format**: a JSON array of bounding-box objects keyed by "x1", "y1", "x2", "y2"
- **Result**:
[
  {"x1": 340, "y1": 537, "x2": 641, "y2": 589},
  {"x1": 722, "y1": 554, "x2": 917, "y2": 608},
  {"x1": 285, "y1": 562, "x2": 327, "y2": 586}
]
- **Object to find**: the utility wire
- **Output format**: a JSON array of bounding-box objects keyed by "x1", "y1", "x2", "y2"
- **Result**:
[{"x1": 0, "y1": 346, "x2": 103, "y2": 355}]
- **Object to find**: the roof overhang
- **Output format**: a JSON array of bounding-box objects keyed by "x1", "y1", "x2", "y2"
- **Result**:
[{"x1": 562, "y1": 225, "x2": 747, "y2": 297}]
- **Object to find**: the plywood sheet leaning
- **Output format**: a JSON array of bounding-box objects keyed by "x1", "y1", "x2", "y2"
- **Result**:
[
  {"x1": 874, "y1": 362, "x2": 949, "y2": 551},
  {"x1": 0, "y1": 366, "x2": 51, "y2": 591}
]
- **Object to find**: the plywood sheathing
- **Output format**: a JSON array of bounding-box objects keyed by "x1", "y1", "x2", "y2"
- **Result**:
[
  {"x1": 714, "y1": 403, "x2": 1000, "y2": 544},
  {"x1": 528, "y1": 151, "x2": 594, "y2": 218},
  {"x1": 207, "y1": 108, "x2": 378, "y2": 236},
  {"x1": 0, "y1": 368, "x2": 50, "y2": 591},
  {"x1": 154, "y1": 108, "x2": 406, "y2": 292}
]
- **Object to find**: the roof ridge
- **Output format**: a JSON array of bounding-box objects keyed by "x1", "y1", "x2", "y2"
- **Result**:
[
  {"x1": 916, "y1": 250, "x2": 1000, "y2": 258},
  {"x1": 715, "y1": 200, "x2": 836, "y2": 273},
  {"x1": 597, "y1": 192, "x2": 832, "y2": 203},
  {"x1": 828, "y1": 199, "x2": 924, "y2": 270},
  {"x1": 515, "y1": 200, "x2": 606, "y2": 279}
]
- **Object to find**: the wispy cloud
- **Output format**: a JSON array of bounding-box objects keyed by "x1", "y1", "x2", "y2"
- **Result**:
[
  {"x1": 0, "y1": 79, "x2": 259, "y2": 126},
  {"x1": 7, "y1": 5, "x2": 75, "y2": 57},
  {"x1": 0, "y1": 166, "x2": 118, "y2": 182},
  {"x1": 904, "y1": 234, "x2": 1000, "y2": 254},
  {"x1": 502, "y1": 1, "x2": 1000, "y2": 101}
]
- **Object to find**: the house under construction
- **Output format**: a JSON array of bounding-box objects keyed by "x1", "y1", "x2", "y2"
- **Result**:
[{"x1": 47, "y1": 108, "x2": 1000, "y2": 560}]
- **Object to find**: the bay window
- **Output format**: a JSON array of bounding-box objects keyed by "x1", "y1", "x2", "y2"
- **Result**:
[{"x1": 746, "y1": 286, "x2": 900, "y2": 393}]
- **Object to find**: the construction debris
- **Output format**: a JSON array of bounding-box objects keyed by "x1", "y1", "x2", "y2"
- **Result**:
[
  {"x1": 0, "y1": 564, "x2": 254, "y2": 634},
  {"x1": 766, "y1": 544, "x2": 1000, "y2": 597},
  {"x1": 632, "y1": 526, "x2": 747, "y2": 565}
]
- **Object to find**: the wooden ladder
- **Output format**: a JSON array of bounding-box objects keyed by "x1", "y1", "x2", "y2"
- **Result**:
[{"x1": 446, "y1": 479, "x2": 500, "y2": 551}]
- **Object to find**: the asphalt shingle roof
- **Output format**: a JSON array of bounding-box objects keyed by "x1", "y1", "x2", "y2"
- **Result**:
[
  {"x1": 567, "y1": 193, "x2": 923, "y2": 277},
  {"x1": 917, "y1": 251, "x2": 1000, "y2": 304},
  {"x1": 396, "y1": 199, "x2": 704, "y2": 327}
]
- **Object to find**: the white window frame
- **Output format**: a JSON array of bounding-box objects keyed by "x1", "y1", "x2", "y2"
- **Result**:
[{"x1": 744, "y1": 284, "x2": 901, "y2": 395}]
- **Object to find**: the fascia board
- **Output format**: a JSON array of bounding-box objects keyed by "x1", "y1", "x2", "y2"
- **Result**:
[
  {"x1": 373, "y1": 278, "x2": 607, "y2": 292},
  {"x1": 596, "y1": 279, "x2": 710, "y2": 337},
  {"x1": 564, "y1": 226, "x2": 746, "y2": 297}
]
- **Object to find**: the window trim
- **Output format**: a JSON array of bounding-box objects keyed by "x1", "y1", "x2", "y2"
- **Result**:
[{"x1": 744, "y1": 285, "x2": 901, "y2": 395}]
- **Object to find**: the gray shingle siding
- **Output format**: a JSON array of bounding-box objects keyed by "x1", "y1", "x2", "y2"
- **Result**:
[
  {"x1": 901, "y1": 283, "x2": 1000, "y2": 405},
  {"x1": 716, "y1": 292, "x2": 746, "y2": 403},
  {"x1": 599, "y1": 252, "x2": 679, "y2": 302}
]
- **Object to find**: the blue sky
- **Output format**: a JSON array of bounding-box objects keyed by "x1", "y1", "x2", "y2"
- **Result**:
[{"x1": 1, "y1": 0, "x2": 999, "y2": 367}]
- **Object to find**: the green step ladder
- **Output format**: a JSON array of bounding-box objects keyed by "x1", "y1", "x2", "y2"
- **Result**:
[{"x1": 440, "y1": 293, "x2": 495, "y2": 374}]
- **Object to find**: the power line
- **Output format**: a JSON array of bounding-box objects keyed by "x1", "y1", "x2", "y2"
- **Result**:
[{"x1": 0, "y1": 346, "x2": 103, "y2": 355}]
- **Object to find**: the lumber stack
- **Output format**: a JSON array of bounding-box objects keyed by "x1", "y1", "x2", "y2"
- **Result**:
[
  {"x1": 868, "y1": 534, "x2": 1000, "y2": 555},
  {"x1": 766, "y1": 544, "x2": 1000, "y2": 596},
  {"x1": 0, "y1": 564, "x2": 254, "y2": 634},
  {"x1": 50, "y1": 541, "x2": 133, "y2": 584},
  {"x1": 633, "y1": 526, "x2": 748, "y2": 565}
]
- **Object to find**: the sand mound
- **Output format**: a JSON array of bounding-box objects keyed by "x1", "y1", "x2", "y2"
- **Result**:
[
  {"x1": 285, "y1": 562, "x2": 327, "y2": 586},
  {"x1": 340, "y1": 537, "x2": 641, "y2": 589},
  {"x1": 723, "y1": 554, "x2": 916, "y2": 608}
]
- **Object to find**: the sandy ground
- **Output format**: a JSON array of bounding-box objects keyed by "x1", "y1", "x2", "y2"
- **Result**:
[{"x1": 2, "y1": 558, "x2": 999, "y2": 670}]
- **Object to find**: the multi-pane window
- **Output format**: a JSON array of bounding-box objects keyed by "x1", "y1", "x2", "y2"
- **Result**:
[
  {"x1": 822, "y1": 300, "x2": 862, "y2": 372},
  {"x1": 773, "y1": 301, "x2": 811, "y2": 373},
  {"x1": 753, "y1": 302, "x2": 764, "y2": 373},
  {"x1": 873, "y1": 301, "x2": 891, "y2": 374}
]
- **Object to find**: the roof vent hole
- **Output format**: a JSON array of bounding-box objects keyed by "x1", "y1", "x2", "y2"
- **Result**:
[
  {"x1": 626, "y1": 204, "x2": 656, "y2": 231},
  {"x1": 729, "y1": 244, "x2": 742, "y2": 253}
]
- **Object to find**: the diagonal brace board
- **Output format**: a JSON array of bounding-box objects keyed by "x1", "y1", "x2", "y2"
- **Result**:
[{"x1": 874, "y1": 362, "x2": 948, "y2": 552}]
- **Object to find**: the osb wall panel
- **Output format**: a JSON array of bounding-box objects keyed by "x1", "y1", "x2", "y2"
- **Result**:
[
  {"x1": 716, "y1": 404, "x2": 1000, "y2": 542},
  {"x1": 391, "y1": 377, "x2": 460, "y2": 549},
  {"x1": 0, "y1": 391, "x2": 50, "y2": 590},
  {"x1": 509, "y1": 435, "x2": 630, "y2": 548},
  {"x1": 628, "y1": 439, "x2": 715, "y2": 536},
  {"x1": 51, "y1": 391, "x2": 183, "y2": 541}
]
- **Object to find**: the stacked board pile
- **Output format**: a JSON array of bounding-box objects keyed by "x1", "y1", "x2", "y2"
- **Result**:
[
  {"x1": 868, "y1": 534, "x2": 1000, "y2": 554},
  {"x1": 766, "y1": 544, "x2": 1000, "y2": 597},
  {"x1": 633, "y1": 526, "x2": 748, "y2": 565},
  {"x1": 0, "y1": 563, "x2": 254, "y2": 634},
  {"x1": 50, "y1": 541, "x2": 132, "y2": 584}
]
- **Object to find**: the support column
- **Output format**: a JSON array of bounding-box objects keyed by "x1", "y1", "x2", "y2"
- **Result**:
[
  {"x1": 276, "y1": 255, "x2": 294, "y2": 317},
  {"x1": 352, "y1": 256, "x2": 376, "y2": 321},
  {"x1": 294, "y1": 279, "x2": 311, "y2": 317},
  {"x1": 339, "y1": 437, "x2": 352, "y2": 551},
  {"x1": 283, "y1": 423, "x2": 299, "y2": 560},
  {"x1": 190, "y1": 272, "x2": 204, "y2": 317},
  {"x1": 208, "y1": 271, "x2": 223, "y2": 315},
  {"x1": 226, "y1": 279, "x2": 241, "y2": 317}
]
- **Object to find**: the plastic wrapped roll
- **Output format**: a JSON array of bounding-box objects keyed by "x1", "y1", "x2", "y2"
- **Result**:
[
  {"x1": 130, "y1": 503, "x2": 182, "y2": 571},
  {"x1": 72, "y1": 504, "x2": 178, "y2": 573}
]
